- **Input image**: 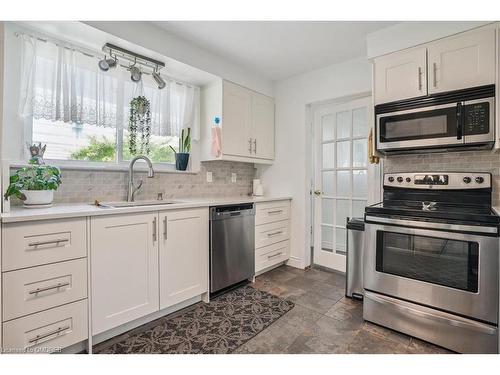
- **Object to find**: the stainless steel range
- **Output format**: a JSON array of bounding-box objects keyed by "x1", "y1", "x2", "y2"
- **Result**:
[{"x1": 363, "y1": 172, "x2": 499, "y2": 353}]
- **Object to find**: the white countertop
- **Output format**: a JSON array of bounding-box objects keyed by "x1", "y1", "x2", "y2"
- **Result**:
[{"x1": 1, "y1": 196, "x2": 292, "y2": 223}]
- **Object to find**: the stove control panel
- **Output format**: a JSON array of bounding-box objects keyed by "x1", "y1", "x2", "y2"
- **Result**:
[{"x1": 384, "y1": 172, "x2": 491, "y2": 189}]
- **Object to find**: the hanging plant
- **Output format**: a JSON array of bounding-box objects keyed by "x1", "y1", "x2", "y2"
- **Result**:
[{"x1": 128, "y1": 96, "x2": 151, "y2": 155}]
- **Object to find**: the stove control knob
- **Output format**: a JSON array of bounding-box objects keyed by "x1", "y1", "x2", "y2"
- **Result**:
[
  {"x1": 405, "y1": 177, "x2": 411, "y2": 183},
  {"x1": 463, "y1": 176, "x2": 472, "y2": 184},
  {"x1": 397, "y1": 177, "x2": 403, "y2": 183},
  {"x1": 475, "y1": 176, "x2": 484, "y2": 184},
  {"x1": 388, "y1": 176, "x2": 394, "y2": 183}
]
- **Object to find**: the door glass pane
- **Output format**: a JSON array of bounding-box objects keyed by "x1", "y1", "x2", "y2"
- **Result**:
[
  {"x1": 376, "y1": 231, "x2": 479, "y2": 292},
  {"x1": 336, "y1": 228, "x2": 346, "y2": 254},
  {"x1": 322, "y1": 114, "x2": 335, "y2": 141},
  {"x1": 352, "y1": 200, "x2": 367, "y2": 218},
  {"x1": 322, "y1": 171, "x2": 335, "y2": 196},
  {"x1": 322, "y1": 143, "x2": 334, "y2": 169},
  {"x1": 321, "y1": 226, "x2": 333, "y2": 252},
  {"x1": 352, "y1": 170, "x2": 367, "y2": 197},
  {"x1": 336, "y1": 111, "x2": 351, "y2": 139},
  {"x1": 336, "y1": 199, "x2": 349, "y2": 227},
  {"x1": 353, "y1": 139, "x2": 367, "y2": 167},
  {"x1": 336, "y1": 141, "x2": 351, "y2": 168},
  {"x1": 321, "y1": 198, "x2": 333, "y2": 225},
  {"x1": 336, "y1": 171, "x2": 350, "y2": 197},
  {"x1": 353, "y1": 107, "x2": 368, "y2": 137}
]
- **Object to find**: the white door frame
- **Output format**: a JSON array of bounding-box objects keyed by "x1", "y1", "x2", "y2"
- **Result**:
[{"x1": 308, "y1": 92, "x2": 382, "y2": 272}]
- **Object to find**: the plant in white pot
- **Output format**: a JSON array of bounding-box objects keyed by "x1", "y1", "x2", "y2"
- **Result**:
[{"x1": 4, "y1": 162, "x2": 62, "y2": 208}]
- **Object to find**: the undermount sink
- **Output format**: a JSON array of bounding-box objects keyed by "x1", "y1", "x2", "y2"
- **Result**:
[{"x1": 95, "y1": 200, "x2": 182, "y2": 208}]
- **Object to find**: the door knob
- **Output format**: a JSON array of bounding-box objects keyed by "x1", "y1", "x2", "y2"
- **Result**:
[{"x1": 313, "y1": 190, "x2": 322, "y2": 196}]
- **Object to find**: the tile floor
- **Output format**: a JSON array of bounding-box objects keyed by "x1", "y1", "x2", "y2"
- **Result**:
[{"x1": 235, "y1": 265, "x2": 453, "y2": 354}]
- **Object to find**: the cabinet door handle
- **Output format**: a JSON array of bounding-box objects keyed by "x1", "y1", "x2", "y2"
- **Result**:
[
  {"x1": 29, "y1": 282, "x2": 70, "y2": 295},
  {"x1": 163, "y1": 217, "x2": 167, "y2": 240},
  {"x1": 432, "y1": 62, "x2": 438, "y2": 87},
  {"x1": 417, "y1": 67, "x2": 423, "y2": 91},
  {"x1": 267, "y1": 252, "x2": 283, "y2": 260},
  {"x1": 248, "y1": 138, "x2": 253, "y2": 154},
  {"x1": 28, "y1": 238, "x2": 69, "y2": 247},
  {"x1": 267, "y1": 230, "x2": 283, "y2": 237},
  {"x1": 153, "y1": 217, "x2": 157, "y2": 242},
  {"x1": 28, "y1": 325, "x2": 70, "y2": 344},
  {"x1": 268, "y1": 209, "x2": 283, "y2": 215},
  {"x1": 253, "y1": 139, "x2": 257, "y2": 154}
]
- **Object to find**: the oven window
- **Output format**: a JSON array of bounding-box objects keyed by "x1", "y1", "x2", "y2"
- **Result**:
[
  {"x1": 379, "y1": 106, "x2": 457, "y2": 143},
  {"x1": 376, "y1": 231, "x2": 479, "y2": 292}
]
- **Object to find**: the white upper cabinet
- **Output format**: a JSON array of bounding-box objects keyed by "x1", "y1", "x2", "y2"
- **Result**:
[
  {"x1": 427, "y1": 28, "x2": 496, "y2": 94},
  {"x1": 201, "y1": 80, "x2": 275, "y2": 164},
  {"x1": 374, "y1": 47, "x2": 427, "y2": 104},
  {"x1": 221, "y1": 80, "x2": 253, "y2": 157},
  {"x1": 91, "y1": 213, "x2": 159, "y2": 335},
  {"x1": 159, "y1": 208, "x2": 209, "y2": 309},
  {"x1": 251, "y1": 92, "x2": 275, "y2": 160},
  {"x1": 373, "y1": 26, "x2": 497, "y2": 104}
]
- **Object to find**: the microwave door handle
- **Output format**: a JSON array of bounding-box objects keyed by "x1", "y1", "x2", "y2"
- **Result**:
[{"x1": 456, "y1": 102, "x2": 463, "y2": 141}]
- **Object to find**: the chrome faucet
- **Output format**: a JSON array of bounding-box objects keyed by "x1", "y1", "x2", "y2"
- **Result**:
[{"x1": 127, "y1": 155, "x2": 155, "y2": 202}]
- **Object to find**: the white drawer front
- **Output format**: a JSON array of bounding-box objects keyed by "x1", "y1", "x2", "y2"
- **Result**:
[
  {"x1": 2, "y1": 258, "x2": 88, "y2": 321},
  {"x1": 255, "y1": 220, "x2": 290, "y2": 249},
  {"x1": 2, "y1": 299, "x2": 88, "y2": 353},
  {"x1": 255, "y1": 200, "x2": 290, "y2": 225},
  {"x1": 2, "y1": 218, "x2": 87, "y2": 271},
  {"x1": 255, "y1": 240, "x2": 290, "y2": 273}
]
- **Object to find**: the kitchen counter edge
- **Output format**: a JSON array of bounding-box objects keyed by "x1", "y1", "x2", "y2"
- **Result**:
[{"x1": 0, "y1": 196, "x2": 292, "y2": 223}]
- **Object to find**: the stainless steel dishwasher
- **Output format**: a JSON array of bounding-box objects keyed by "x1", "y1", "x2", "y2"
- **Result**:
[{"x1": 210, "y1": 203, "x2": 255, "y2": 294}]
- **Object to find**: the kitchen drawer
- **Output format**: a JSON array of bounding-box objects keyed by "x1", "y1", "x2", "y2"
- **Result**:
[
  {"x1": 2, "y1": 218, "x2": 87, "y2": 271},
  {"x1": 255, "y1": 240, "x2": 290, "y2": 273},
  {"x1": 255, "y1": 200, "x2": 290, "y2": 225},
  {"x1": 255, "y1": 220, "x2": 290, "y2": 249},
  {"x1": 2, "y1": 299, "x2": 88, "y2": 353},
  {"x1": 2, "y1": 258, "x2": 88, "y2": 321}
]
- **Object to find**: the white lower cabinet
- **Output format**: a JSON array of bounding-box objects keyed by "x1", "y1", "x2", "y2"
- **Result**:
[
  {"x1": 159, "y1": 208, "x2": 209, "y2": 309},
  {"x1": 91, "y1": 213, "x2": 159, "y2": 335}
]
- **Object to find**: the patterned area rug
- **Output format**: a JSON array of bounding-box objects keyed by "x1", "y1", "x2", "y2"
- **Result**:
[{"x1": 93, "y1": 285, "x2": 294, "y2": 354}]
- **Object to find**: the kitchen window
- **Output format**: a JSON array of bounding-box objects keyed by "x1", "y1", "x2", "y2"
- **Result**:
[{"x1": 17, "y1": 33, "x2": 199, "y2": 167}]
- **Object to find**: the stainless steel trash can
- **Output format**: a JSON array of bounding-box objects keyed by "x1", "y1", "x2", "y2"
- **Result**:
[{"x1": 345, "y1": 217, "x2": 364, "y2": 300}]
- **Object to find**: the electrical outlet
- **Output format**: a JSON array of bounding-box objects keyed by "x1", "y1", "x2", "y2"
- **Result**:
[
  {"x1": 206, "y1": 172, "x2": 213, "y2": 183},
  {"x1": 231, "y1": 173, "x2": 237, "y2": 183}
]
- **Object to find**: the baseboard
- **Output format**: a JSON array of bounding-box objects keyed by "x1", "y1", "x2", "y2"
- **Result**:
[{"x1": 286, "y1": 256, "x2": 304, "y2": 269}]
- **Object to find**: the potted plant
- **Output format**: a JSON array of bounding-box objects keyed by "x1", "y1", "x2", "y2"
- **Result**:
[
  {"x1": 4, "y1": 162, "x2": 62, "y2": 208},
  {"x1": 170, "y1": 128, "x2": 191, "y2": 171}
]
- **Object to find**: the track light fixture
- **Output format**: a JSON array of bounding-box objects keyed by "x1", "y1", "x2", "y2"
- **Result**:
[{"x1": 152, "y1": 69, "x2": 166, "y2": 90}]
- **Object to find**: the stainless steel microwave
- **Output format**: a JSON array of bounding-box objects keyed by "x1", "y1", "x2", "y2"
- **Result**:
[{"x1": 375, "y1": 85, "x2": 495, "y2": 154}]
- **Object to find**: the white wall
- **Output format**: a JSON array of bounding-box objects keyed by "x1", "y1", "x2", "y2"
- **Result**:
[
  {"x1": 258, "y1": 57, "x2": 372, "y2": 269},
  {"x1": 367, "y1": 21, "x2": 491, "y2": 58},
  {"x1": 84, "y1": 21, "x2": 274, "y2": 97}
]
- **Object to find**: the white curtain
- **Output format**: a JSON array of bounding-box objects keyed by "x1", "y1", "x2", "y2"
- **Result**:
[{"x1": 18, "y1": 34, "x2": 200, "y2": 140}]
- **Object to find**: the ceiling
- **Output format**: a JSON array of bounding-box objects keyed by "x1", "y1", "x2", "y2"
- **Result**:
[{"x1": 153, "y1": 21, "x2": 397, "y2": 81}]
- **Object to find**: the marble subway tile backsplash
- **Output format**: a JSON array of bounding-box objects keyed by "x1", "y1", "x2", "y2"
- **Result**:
[
  {"x1": 383, "y1": 150, "x2": 500, "y2": 206},
  {"x1": 11, "y1": 161, "x2": 256, "y2": 204}
]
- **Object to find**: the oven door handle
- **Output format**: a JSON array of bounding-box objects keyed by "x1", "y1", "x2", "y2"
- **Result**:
[
  {"x1": 456, "y1": 102, "x2": 463, "y2": 140},
  {"x1": 367, "y1": 292, "x2": 497, "y2": 335},
  {"x1": 365, "y1": 215, "x2": 498, "y2": 235}
]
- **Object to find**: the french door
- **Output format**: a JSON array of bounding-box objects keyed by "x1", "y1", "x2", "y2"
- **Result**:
[{"x1": 312, "y1": 96, "x2": 373, "y2": 272}]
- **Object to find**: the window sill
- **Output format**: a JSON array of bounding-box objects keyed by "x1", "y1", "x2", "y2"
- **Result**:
[{"x1": 9, "y1": 160, "x2": 199, "y2": 175}]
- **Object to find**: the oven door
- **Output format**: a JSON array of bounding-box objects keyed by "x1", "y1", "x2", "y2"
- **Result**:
[
  {"x1": 376, "y1": 102, "x2": 463, "y2": 152},
  {"x1": 364, "y1": 220, "x2": 498, "y2": 324}
]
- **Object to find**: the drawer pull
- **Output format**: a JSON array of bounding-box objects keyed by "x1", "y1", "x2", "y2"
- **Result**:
[
  {"x1": 29, "y1": 282, "x2": 70, "y2": 295},
  {"x1": 268, "y1": 210, "x2": 283, "y2": 215},
  {"x1": 28, "y1": 238, "x2": 69, "y2": 247},
  {"x1": 28, "y1": 325, "x2": 71, "y2": 344},
  {"x1": 267, "y1": 252, "x2": 283, "y2": 260},
  {"x1": 267, "y1": 230, "x2": 283, "y2": 237}
]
